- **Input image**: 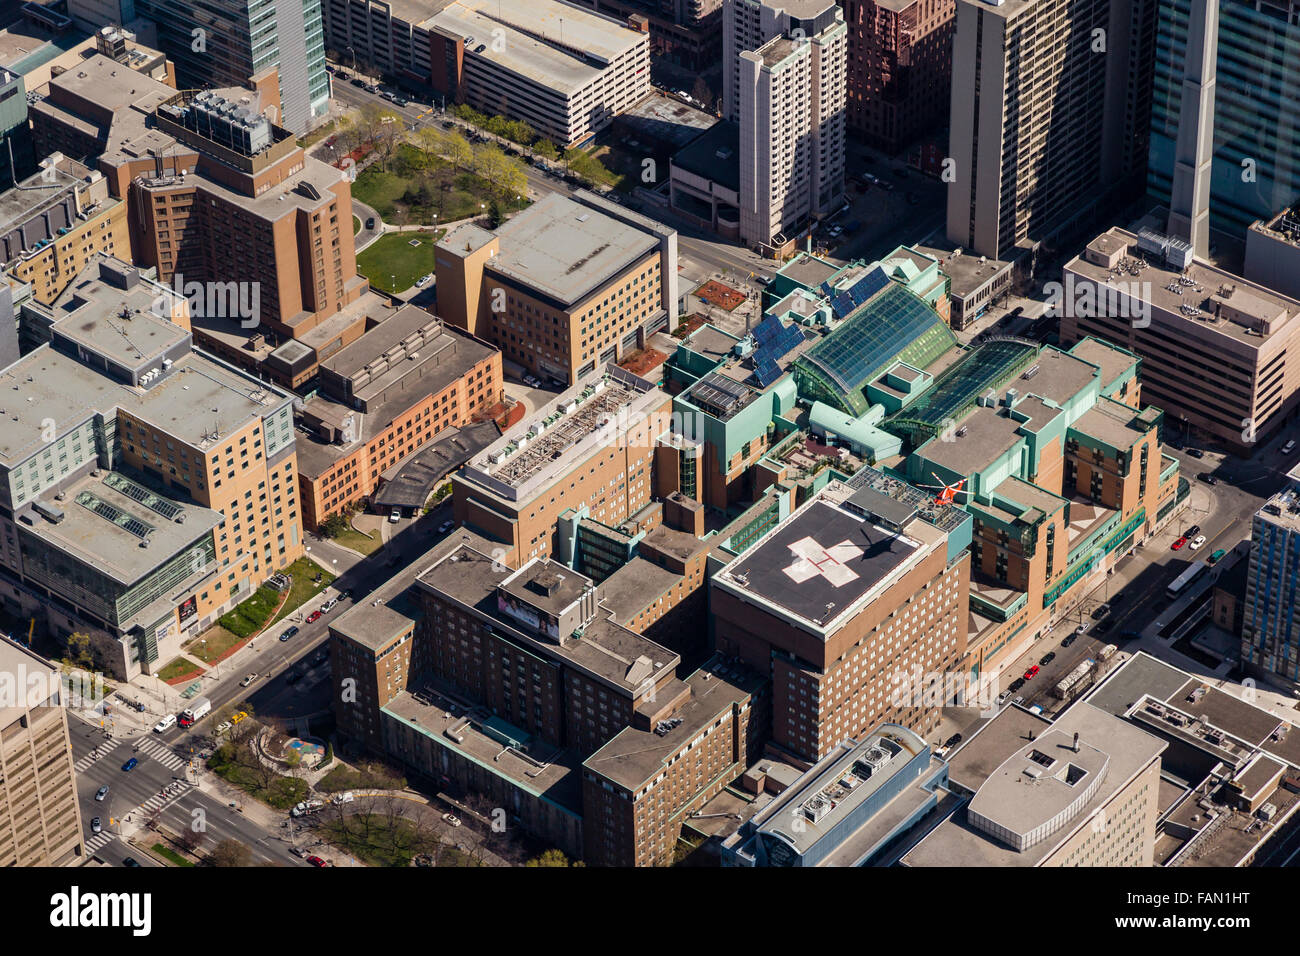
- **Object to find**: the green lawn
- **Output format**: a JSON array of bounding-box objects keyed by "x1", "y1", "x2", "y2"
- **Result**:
[
  {"x1": 334, "y1": 525, "x2": 383, "y2": 556},
  {"x1": 271, "y1": 557, "x2": 337, "y2": 625},
  {"x1": 353, "y1": 215, "x2": 361, "y2": 235},
  {"x1": 317, "y1": 761, "x2": 406, "y2": 793},
  {"x1": 157, "y1": 657, "x2": 202, "y2": 681},
  {"x1": 185, "y1": 626, "x2": 242, "y2": 664},
  {"x1": 319, "y1": 815, "x2": 456, "y2": 868},
  {"x1": 357, "y1": 231, "x2": 443, "y2": 293},
  {"x1": 351, "y1": 144, "x2": 528, "y2": 226},
  {"x1": 151, "y1": 844, "x2": 195, "y2": 867},
  {"x1": 218, "y1": 585, "x2": 282, "y2": 638}
]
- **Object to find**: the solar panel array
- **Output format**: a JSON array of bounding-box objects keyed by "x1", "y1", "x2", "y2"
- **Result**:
[
  {"x1": 751, "y1": 315, "x2": 804, "y2": 387},
  {"x1": 76, "y1": 491, "x2": 154, "y2": 540},
  {"x1": 103, "y1": 472, "x2": 182, "y2": 520},
  {"x1": 827, "y1": 266, "x2": 890, "y2": 319}
]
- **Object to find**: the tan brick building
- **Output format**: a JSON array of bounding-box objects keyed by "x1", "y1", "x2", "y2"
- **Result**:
[
  {"x1": 436, "y1": 191, "x2": 678, "y2": 387},
  {"x1": 0, "y1": 642, "x2": 83, "y2": 866},
  {"x1": 294, "y1": 304, "x2": 502, "y2": 530},
  {"x1": 0, "y1": 154, "x2": 129, "y2": 307},
  {"x1": 29, "y1": 56, "x2": 367, "y2": 355},
  {"x1": 453, "y1": 367, "x2": 672, "y2": 565}
]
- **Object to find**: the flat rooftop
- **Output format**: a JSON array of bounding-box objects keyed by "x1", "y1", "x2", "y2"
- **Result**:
[
  {"x1": 331, "y1": 528, "x2": 498, "y2": 652},
  {"x1": 745, "y1": 726, "x2": 932, "y2": 858},
  {"x1": 21, "y1": 470, "x2": 222, "y2": 585},
  {"x1": 460, "y1": 366, "x2": 663, "y2": 504},
  {"x1": 914, "y1": 241, "x2": 1013, "y2": 296},
  {"x1": 903, "y1": 703, "x2": 1166, "y2": 867},
  {"x1": 1069, "y1": 227, "x2": 1300, "y2": 345},
  {"x1": 778, "y1": 253, "x2": 841, "y2": 291},
  {"x1": 417, "y1": 543, "x2": 679, "y2": 694},
  {"x1": 0, "y1": 345, "x2": 289, "y2": 467},
  {"x1": 429, "y1": 0, "x2": 646, "y2": 95},
  {"x1": 383, "y1": 686, "x2": 582, "y2": 813},
  {"x1": 671, "y1": 119, "x2": 740, "y2": 193},
  {"x1": 0, "y1": 157, "x2": 91, "y2": 230},
  {"x1": 1071, "y1": 398, "x2": 1146, "y2": 452},
  {"x1": 584, "y1": 657, "x2": 763, "y2": 790},
  {"x1": 488, "y1": 192, "x2": 659, "y2": 308},
  {"x1": 599, "y1": 556, "x2": 681, "y2": 623},
  {"x1": 919, "y1": 407, "x2": 1025, "y2": 477},
  {"x1": 1069, "y1": 337, "x2": 1137, "y2": 392},
  {"x1": 713, "y1": 497, "x2": 921, "y2": 634}
]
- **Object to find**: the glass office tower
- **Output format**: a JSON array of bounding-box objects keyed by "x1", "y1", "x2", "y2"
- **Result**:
[
  {"x1": 134, "y1": 0, "x2": 330, "y2": 133},
  {"x1": 1148, "y1": 0, "x2": 1300, "y2": 236}
]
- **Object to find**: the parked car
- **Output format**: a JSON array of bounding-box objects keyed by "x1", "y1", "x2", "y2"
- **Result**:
[
  {"x1": 1023, "y1": 665, "x2": 1040, "y2": 680},
  {"x1": 1185, "y1": 525, "x2": 1201, "y2": 538},
  {"x1": 240, "y1": 673, "x2": 258, "y2": 687},
  {"x1": 1008, "y1": 677, "x2": 1025, "y2": 692},
  {"x1": 997, "y1": 690, "x2": 1013, "y2": 704},
  {"x1": 1189, "y1": 534, "x2": 1207, "y2": 551},
  {"x1": 90, "y1": 817, "x2": 102, "y2": 834},
  {"x1": 121, "y1": 758, "x2": 138, "y2": 772},
  {"x1": 944, "y1": 733, "x2": 963, "y2": 748},
  {"x1": 1198, "y1": 473, "x2": 1219, "y2": 485},
  {"x1": 1187, "y1": 447, "x2": 1205, "y2": 459},
  {"x1": 1039, "y1": 652, "x2": 1056, "y2": 666},
  {"x1": 415, "y1": 273, "x2": 433, "y2": 287},
  {"x1": 214, "y1": 721, "x2": 232, "y2": 735},
  {"x1": 320, "y1": 598, "x2": 339, "y2": 613},
  {"x1": 332, "y1": 792, "x2": 355, "y2": 805},
  {"x1": 1075, "y1": 622, "x2": 1090, "y2": 635},
  {"x1": 1285, "y1": 439, "x2": 1297, "y2": 454},
  {"x1": 121, "y1": 858, "x2": 140, "y2": 867},
  {"x1": 1095, "y1": 620, "x2": 1115, "y2": 635},
  {"x1": 306, "y1": 855, "x2": 329, "y2": 867},
  {"x1": 1172, "y1": 536, "x2": 1187, "y2": 550},
  {"x1": 350, "y1": 77, "x2": 366, "y2": 88},
  {"x1": 389, "y1": 508, "x2": 402, "y2": 523},
  {"x1": 442, "y1": 813, "x2": 462, "y2": 827},
  {"x1": 1011, "y1": 696, "x2": 1026, "y2": 707},
  {"x1": 95, "y1": 785, "x2": 109, "y2": 801},
  {"x1": 153, "y1": 715, "x2": 176, "y2": 733},
  {"x1": 365, "y1": 84, "x2": 380, "y2": 94},
  {"x1": 393, "y1": 96, "x2": 409, "y2": 107},
  {"x1": 1062, "y1": 633, "x2": 1078, "y2": 648},
  {"x1": 1209, "y1": 548, "x2": 1227, "y2": 564},
  {"x1": 280, "y1": 626, "x2": 299, "y2": 642},
  {"x1": 438, "y1": 520, "x2": 454, "y2": 534},
  {"x1": 1092, "y1": 603, "x2": 1111, "y2": 620},
  {"x1": 306, "y1": 610, "x2": 323, "y2": 624},
  {"x1": 231, "y1": 711, "x2": 248, "y2": 725}
]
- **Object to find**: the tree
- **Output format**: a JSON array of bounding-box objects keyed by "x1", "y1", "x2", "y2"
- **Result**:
[
  {"x1": 487, "y1": 199, "x2": 502, "y2": 228},
  {"x1": 208, "y1": 839, "x2": 252, "y2": 867},
  {"x1": 177, "y1": 828, "x2": 206, "y2": 856},
  {"x1": 414, "y1": 126, "x2": 446, "y2": 168},
  {"x1": 525, "y1": 848, "x2": 578, "y2": 867},
  {"x1": 64, "y1": 632, "x2": 96, "y2": 670},
  {"x1": 319, "y1": 513, "x2": 349, "y2": 538},
  {"x1": 533, "y1": 139, "x2": 558, "y2": 162},
  {"x1": 442, "y1": 130, "x2": 473, "y2": 171},
  {"x1": 691, "y1": 77, "x2": 712, "y2": 108}
]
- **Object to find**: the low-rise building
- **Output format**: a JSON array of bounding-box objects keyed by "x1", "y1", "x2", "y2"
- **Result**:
[
  {"x1": 0, "y1": 153, "x2": 128, "y2": 308},
  {"x1": 1062, "y1": 227, "x2": 1300, "y2": 452},
  {"x1": 325, "y1": 0, "x2": 651, "y2": 148},
  {"x1": 723, "y1": 724, "x2": 952, "y2": 866},
  {"x1": 437, "y1": 191, "x2": 677, "y2": 386},
  {"x1": 0, "y1": 256, "x2": 303, "y2": 679},
  {"x1": 902, "y1": 702, "x2": 1166, "y2": 867},
  {"x1": 294, "y1": 304, "x2": 501, "y2": 529}
]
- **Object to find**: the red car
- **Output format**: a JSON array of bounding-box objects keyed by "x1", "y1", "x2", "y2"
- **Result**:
[
  {"x1": 1023, "y1": 665, "x2": 1040, "y2": 680},
  {"x1": 1172, "y1": 536, "x2": 1187, "y2": 551},
  {"x1": 306, "y1": 855, "x2": 330, "y2": 867},
  {"x1": 306, "y1": 610, "x2": 323, "y2": 624}
]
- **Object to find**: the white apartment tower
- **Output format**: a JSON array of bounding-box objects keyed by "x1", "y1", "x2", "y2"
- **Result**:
[{"x1": 727, "y1": 0, "x2": 847, "y2": 254}]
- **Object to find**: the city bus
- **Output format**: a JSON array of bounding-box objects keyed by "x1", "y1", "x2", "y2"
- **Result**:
[{"x1": 1166, "y1": 560, "x2": 1208, "y2": 600}]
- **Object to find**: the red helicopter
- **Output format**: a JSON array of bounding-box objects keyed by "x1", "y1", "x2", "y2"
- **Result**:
[{"x1": 917, "y1": 472, "x2": 971, "y2": 506}]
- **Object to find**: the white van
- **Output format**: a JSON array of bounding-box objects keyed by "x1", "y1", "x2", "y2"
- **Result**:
[{"x1": 153, "y1": 714, "x2": 177, "y2": 733}]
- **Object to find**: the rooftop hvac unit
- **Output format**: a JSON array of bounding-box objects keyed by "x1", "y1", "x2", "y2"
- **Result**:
[{"x1": 803, "y1": 794, "x2": 832, "y2": 823}]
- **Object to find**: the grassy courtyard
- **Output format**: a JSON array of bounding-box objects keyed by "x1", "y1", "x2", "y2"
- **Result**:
[
  {"x1": 271, "y1": 557, "x2": 337, "y2": 625},
  {"x1": 185, "y1": 626, "x2": 243, "y2": 664},
  {"x1": 333, "y1": 525, "x2": 383, "y2": 556},
  {"x1": 357, "y1": 231, "x2": 443, "y2": 293},
  {"x1": 351, "y1": 144, "x2": 528, "y2": 226},
  {"x1": 156, "y1": 657, "x2": 202, "y2": 681}
]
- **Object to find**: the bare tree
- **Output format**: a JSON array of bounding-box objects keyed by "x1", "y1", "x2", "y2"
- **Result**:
[{"x1": 208, "y1": 839, "x2": 251, "y2": 867}]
